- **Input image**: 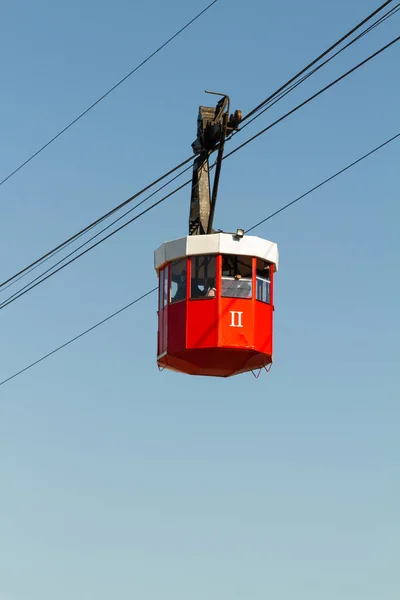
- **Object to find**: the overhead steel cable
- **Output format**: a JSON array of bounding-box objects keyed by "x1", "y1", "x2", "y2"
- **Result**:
[
  {"x1": 1, "y1": 156, "x2": 218, "y2": 301},
  {"x1": 0, "y1": 162, "x2": 194, "y2": 296},
  {"x1": 0, "y1": 179, "x2": 191, "y2": 311},
  {"x1": 224, "y1": 34, "x2": 400, "y2": 161},
  {"x1": 3, "y1": 1, "x2": 396, "y2": 294},
  {"x1": 0, "y1": 288, "x2": 158, "y2": 388},
  {"x1": 0, "y1": 0, "x2": 218, "y2": 189},
  {"x1": 246, "y1": 132, "x2": 400, "y2": 232},
  {"x1": 0, "y1": 163, "x2": 194, "y2": 305},
  {"x1": 0, "y1": 153, "x2": 195, "y2": 290},
  {"x1": 1, "y1": 0, "x2": 397, "y2": 310},
  {"x1": 0, "y1": 34, "x2": 399, "y2": 311},
  {"x1": 237, "y1": 2, "x2": 400, "y2": 133},
  {"x1": 241, "y1": 0, "x2": 395, "y2": 124},
  {"x1": 1, "y1": 131, "x2": 398, "y2": 388}
]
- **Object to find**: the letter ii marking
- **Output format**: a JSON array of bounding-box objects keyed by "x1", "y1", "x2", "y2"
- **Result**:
[{"x1": 230, "y1": 311, "x2": 243, "y2": 328}]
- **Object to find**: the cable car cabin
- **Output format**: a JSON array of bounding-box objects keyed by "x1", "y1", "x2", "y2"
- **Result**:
[{"x1": 154, "y1": 232, "x2": 279, "y2": 377}]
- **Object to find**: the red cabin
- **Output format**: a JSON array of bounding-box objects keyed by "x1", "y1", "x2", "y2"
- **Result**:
[{"x1": 154, "y1": 232, "x2": 279, "y2": 377}]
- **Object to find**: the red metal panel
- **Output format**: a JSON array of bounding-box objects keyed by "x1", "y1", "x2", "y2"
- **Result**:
[
  {"x1": 186, "y1": 298, "x2": 218, "y2": 349},
  {"x1": 158, "y1": 348, "x2": 271, "y2": 377},
  {"x1": 167, "y1": 301, "x2": 187, "y2": 354},
  {"x1": 254, "y1": 301, "x2": 273, "y2": 355},
  {"x1": 218, "y1": 297, "x2": 255, "y2": 348}
]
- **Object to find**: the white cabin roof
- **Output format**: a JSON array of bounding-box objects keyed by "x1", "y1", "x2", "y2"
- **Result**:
[{"x1": 154, "y1": 233, "x2": 279, "y2": 272}]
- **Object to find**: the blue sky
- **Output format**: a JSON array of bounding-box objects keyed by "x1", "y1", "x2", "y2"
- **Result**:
[{"x1": 0, "y1": 0, "x2": 399, "y2": 598}]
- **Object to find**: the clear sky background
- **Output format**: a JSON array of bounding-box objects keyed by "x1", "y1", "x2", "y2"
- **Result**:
[{"x1": 0, "y1": 1, "x2": 399, "y2": 598}]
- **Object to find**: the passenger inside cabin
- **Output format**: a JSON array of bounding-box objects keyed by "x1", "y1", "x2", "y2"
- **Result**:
[
  {"x1": 173, "y1": 280, "x2": 186, "y2": 301},
  {"x1": 221, "y1": 256, "x2": 252, "y2": 298},
  {"x1": 191, "y1": 255, "x2": 216, "y2": 299},
  {"x1": 194, "y1": 286, "x2": 206, "y2": 298},
  {"x1": 222, "y1": 273, "x2": 251, "y2": 298},
  {"x1": 172, "y1": 268, "x2": 186, "y2": 302}
]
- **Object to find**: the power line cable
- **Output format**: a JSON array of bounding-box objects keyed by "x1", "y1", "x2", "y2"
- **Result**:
[
  {"x1": 0, "y1": 179, "x2": 191, "y2": 311},
  {"x1": 0, "y1": 163, "x2": 194, "y2": 297},
  {"x1": 3, "y1": 1, "x2": 395, "y2": 293},
  {"x1": 237, "y1": 3, "x2": 400, "y2": 133},
  {"x1": 241, "y1": 0, "x2": 395, "y2": 124},
  {"x1": 0, "y1": 154, "x2": 195, "y2": 290},
  {"x1": 1, "y1": 35, "x2": 399, "y2": 311},
  {"x1": 246, "y1": 132, "x2": 400, "y2": 232},
  {"x1": 1, "y1": 131, "x2": 398, "y2": 388},
  {"x1": 0, "y1": 288, "x2": 157, "y2": 387},
  {"x1": 225, "y1": 34, "x2": 400, "y2": 161},
  {"x1": 1, "y1": 0, "x2": 397, "y2": 311},
  {"x1": 0, "y1": 0, "x2": 218, "y2": 189}
]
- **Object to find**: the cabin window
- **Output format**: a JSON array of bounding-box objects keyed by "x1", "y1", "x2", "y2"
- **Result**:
[
  {"x1": 158, "y1": 266, "x2": 169, "y2": 309},
  {"x1": 163, "y1": 265, "x2": 169, "y2": 308},
  {"x1": 221, "y1": 255, "x2": 253, "y2": 298},
  {"x1": 256, "y1": 259, "x2": 271, "y2": 304},
  {"x1": 170, "y1": 259, "x2": 186, "y2": 303},
  {"x1": 190, "y1": 255, "x2": 216, "y2": 299},
  {"x1": 158, "y1": 268, "x2": 164, "y2": 311}
]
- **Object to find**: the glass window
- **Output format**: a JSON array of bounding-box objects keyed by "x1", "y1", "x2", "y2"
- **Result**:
[
  {"x1": 221, "y1": 255, "x2": 252, "y2": 298},
  {"x1": 170, "y1": 259, "x2": 186, "y2": 303},
  {"x1": 163, "y1": 265, "x2": 168, "y2": 308},
  {"x1": 159, "y1": 268, "x2": 164, "y2": 311},
  {"x1": 158, "y1": 266, "x2": 169, "y2": 309},
  {"x1": 190, "y1": 255, "x2": 216, "y2": 299},
  {"x1": 256, "y1": 259, "x2": 271, "y2": 304}
]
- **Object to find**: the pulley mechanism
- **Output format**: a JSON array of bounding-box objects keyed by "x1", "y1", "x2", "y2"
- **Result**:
[{"x1": 189, "y1": 92, "x2": 242, "y2": 236}]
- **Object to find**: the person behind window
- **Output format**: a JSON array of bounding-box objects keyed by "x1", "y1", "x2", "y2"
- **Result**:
[
  {"x1": 222, "y1": 257, "x2": 234, "y2": 277},
  {"x1": 222, "y1": 273, "x2": 251, "y2": 298},
  {"x1": 206, "y1": 285, "x2": 216, "y2": 297},
  {"x1": 234, "y1": 273, "x2": 251, "y2": 298},
  {"x1": 173, "y1": 271, "x2": 186, "y2": 302},
  {"x1": 191, "y1": 281, "x2": 207, "y2": 298}
]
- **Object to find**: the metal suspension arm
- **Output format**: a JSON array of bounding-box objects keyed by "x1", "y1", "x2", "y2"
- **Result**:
[
  {"x1": 188, "y1": 93, "x2": 242, "y2": 236},
  {"x1": 207, "y1": 111, "x2": 228, "y2": 234}
]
